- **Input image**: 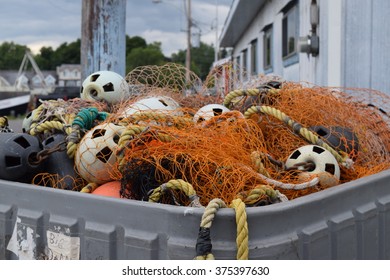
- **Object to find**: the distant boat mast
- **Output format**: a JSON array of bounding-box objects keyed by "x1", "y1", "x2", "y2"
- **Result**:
[{"x1": 14, "y1": 50, "x2": 53, "y2": 94}]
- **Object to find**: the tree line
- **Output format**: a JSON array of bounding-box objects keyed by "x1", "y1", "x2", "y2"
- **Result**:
[{"x1": 0, "y1": 36, "x2": 216, "y2": 80}]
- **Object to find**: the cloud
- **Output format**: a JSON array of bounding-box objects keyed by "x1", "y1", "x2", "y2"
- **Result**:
[
  {"x1": 0, "y1": 0, "x2": 232, "y2": 57},
  {"x1": 141, "y1": 29, "x2": 187, "y2": 56},
  {"x1": 130, "y1": 0, "x2": 231, "y2": 55}
]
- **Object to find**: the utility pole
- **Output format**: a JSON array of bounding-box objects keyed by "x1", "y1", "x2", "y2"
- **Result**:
[
  {"x1": 81, "y1": 0, "x2": 126, "y2": 81},
  {"x1": 214, "y1": 0, "x2": 219, "y2": 63},
  {"x1": 153, "y1": 0, "x2": 192, "y2": 85},
  {"x1": 185, "y1": 0, "x2": 191, "y2": 83}
]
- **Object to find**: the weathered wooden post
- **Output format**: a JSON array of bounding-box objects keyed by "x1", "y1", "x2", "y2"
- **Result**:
[{"x1": 81, "y1": 0, "x2": 126, "y2": 81}]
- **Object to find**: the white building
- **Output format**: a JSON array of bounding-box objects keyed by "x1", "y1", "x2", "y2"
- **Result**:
[
  {"x1": 56, "y1": 64, "x2": 82, "y2": 87},
  {"x1": 31, "y1": 74, "x2": 56, "y2": 88},
  {"x1": 218, "y1": 0, "x2": 390, "y2": 94}
]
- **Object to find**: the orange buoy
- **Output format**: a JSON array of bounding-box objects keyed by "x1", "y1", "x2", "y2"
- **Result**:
[{"x1": 91, "y1": 181, "x2": 121, "y2": 198}]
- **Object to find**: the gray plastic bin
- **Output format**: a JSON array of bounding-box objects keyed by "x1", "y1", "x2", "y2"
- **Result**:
[{"x1": 1, "y1": 169, "x2": 390, "y2": 260}]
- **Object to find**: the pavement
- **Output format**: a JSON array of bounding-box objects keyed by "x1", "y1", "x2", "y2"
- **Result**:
[{"x1": 8, "y1": 118, "x2": 23, "y2": 133}]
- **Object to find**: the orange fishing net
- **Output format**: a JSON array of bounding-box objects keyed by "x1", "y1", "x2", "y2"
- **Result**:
[
  {"x1": 117, "y1": 64, "x2": 389, "y2": 203},
  {"x1": 32, "y1": 173, "x2": 85, "y2": 191},
  {"x1": 116, "y1": 115, "x2": 268, "y2": 206},
  {"x1": 25, "y1": 63, "x2": 390, "y2": 205}
]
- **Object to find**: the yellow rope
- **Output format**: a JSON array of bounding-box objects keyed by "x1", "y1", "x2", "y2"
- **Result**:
[
  {"x1": 0, "y1": 116, "x2": 7, "y2": 127},
  {"x1": 27, "y1": 103, "x2": 74, "y2": 136},
  {"x1": 120, "y1": 111, "x2": 193, "y2": 129},
  {"x1": 118, "y1": 125, "x2": 175, "y2": 148},
  {"x1": 245, "y1": 105, "x2": 352, "y2": 168},
  {"x1": 195, "y1": 198, "x2": 250, "y2": 260},
  {"x1": 194, "y1": 198, "x2": 226, "y2": 260},
  {"x1": 64, "y1": 113, "x2": 75, "y2": 125},
  {"x1": 200, "y1": 198, "x2": 226, "y2": 227},
  {"x1": 30, "y1": 120, "x2": 66, "y2": 136},
  {"x1": 223, "y1": 87, "x2": 280, "y2": 109},
  {"x1": 66, "y1": 121, "x2": 84, "y2": 159},
  {"x1": 32, "y1": 104, "x2": 44, "y2": 121},
  {"x1": 62, "y1": 114, "x2": 75, "y2": 135},
  {"x1": 223, "y1": 88, "x2": 261, "y2": 109},
  {"x1": 194, "y1": 254, "x2": 215, "y2": 260},
  {"x1": 148, "y1": 179, "x2": 201, "y2": 207},
  {"x1": 117, "y1": 125, "x2": 175, "y2": 171},
  {"x1": 236, "y1": 184, "x2": 278, "y2": 206},
  {"x1": 230, "y1": 198, "x2": 249, "y2": 260},
  {"x1": 66, "y1": 139, "x2": 78, "y2": 159},
  {"x1": 80, "y1": 183, "x2": 99, "y2": 193},
  {"x1": 250, "y1": 151, "x2": 270, "y2": 177},
  {"x1": 117, "y1": 125, "x2": 149, "y2": 148},
  {"x1": 245, "y1": 186, "x2": 278, "y2": 203}
]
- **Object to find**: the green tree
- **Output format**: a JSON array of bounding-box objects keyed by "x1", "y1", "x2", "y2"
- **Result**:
[
  {"x1": 171, "y1": 42, "x2": 215, "y2": 80},
  {"x1": 52, "y1": 39, "x2": 81, "y2": 67},
  {"x1": 126, "y1": 35, "x2": 147, "y2": 54},
  {"x1": 0, "y1": 42, "x2": 29, "y2": 70},
  {"x1": 33, "y1": 39, "x2": 81, "y2": 70},
  {"x1": 0, "y1": 35, "x2": 168, "y2": 73},
  {"x1": 35, "y1": 46, "x2": 55, "y2": 70},
  {"x1": 126, "y1": 41, "x2": 166, "y2": 73}
]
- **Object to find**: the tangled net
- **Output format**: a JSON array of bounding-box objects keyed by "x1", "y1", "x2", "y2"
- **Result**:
[{"x1": 22, "y1": 63, "x2": 390, "y2": 206}]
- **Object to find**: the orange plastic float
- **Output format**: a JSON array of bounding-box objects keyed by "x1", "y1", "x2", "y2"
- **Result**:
[{"x1": 91, "y1": 181, "x2": 122, "y2": 198}]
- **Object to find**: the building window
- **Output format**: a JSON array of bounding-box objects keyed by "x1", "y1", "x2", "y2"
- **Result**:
[
  {"x1": 235, "y1": 55, "x2": 241, "y2": 81},
  {"x1": 250, "y1": 39, "x2": 258, "y2": 75},
  {"x1": 263, "y1": 24, "x2": 273, "y2": 72},
  {"x1": 242, "y1": 49, "x2": 248, "y2": 79},
  {"x1": 282, "y1": 0, "x2": 299, "y2": 65}
]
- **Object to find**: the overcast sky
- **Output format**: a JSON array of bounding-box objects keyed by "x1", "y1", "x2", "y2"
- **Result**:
[{"x1": 0, "y1": 0, "x2": 232, "y2": 56}]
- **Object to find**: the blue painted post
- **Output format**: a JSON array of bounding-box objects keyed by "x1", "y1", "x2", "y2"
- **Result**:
[{"x1": 81, "y1": 0, "x2": 126, "y2": 81}]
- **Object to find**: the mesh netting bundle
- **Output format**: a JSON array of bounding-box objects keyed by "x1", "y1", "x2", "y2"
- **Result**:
[
  {"x1": 25, "y1": 98, "x2": 111, "y2": 190},
  {"x1": 123, "y1": 63, "x2": 223, "y2": 112},
  {"x1": 21, "y1": 63, "x2": 390, "y2": 205},
  {"x1": 237, "y1": 84, "x2": 389, "y2": 168},
  {"x1": 114, "y1": 64, "x2": 390, "y2": 203},
  {"x1": 32, "y1": 173, "x2": 85, "y2": 191},
  {"x1": 225, "y1": 81, "x2": 390, "y2": 199},
  {"x1": 116, "y1": 116, "x2": 269, "y2": 205}
]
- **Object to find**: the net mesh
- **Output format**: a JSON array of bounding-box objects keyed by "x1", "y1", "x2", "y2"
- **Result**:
[{"x1": 23, "y1": 63, "x2": 390, "y2": 205}]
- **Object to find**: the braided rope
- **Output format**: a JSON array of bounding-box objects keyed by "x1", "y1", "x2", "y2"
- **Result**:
[
  {"x1": 236, "y1": 184, "x2": 279, "y2": 206},
  {"x1": 0, "y1": 116, "x2": 13, "y2": 132},
  {"x1": 199, "y1": 199, "x2": 226, "y2": 228},
  {"x1": 0, "y1": 116, "x2": 8, "y2": 127},
  {"x1": 148, "y1": 179, "x2": 201, "y2": 207},
  {"x1": 230, "y1": 198, "x2": 249, "y2": 260},
  {"x1": 80, "y1": 183, "x2": 99, "y2": 193},
  {"x1": 32, "y1": 104, "x2": 44, "y2": 121},
  {"x1": 238, "y1": 161, "x2": 319, "y2": 190},
  {"x1": 117, "y1": 125, "x2": 149, "y2": 147},
  {"x1": 194, "y1": 252, "x2": 215, "y2": 260},
  {"x1": 257, "y1": 170, "x2": 319, "y2": 190},
  {"x1": 120, "y1": 111, "x2": 193, "y2": 129},
  {"x1": 66, "y1": 107, "x2": 109, "y2": 158},
  {"x1": 116, "y1": 125, "x2": 149, "y2": 171},
  {"x1": 245, "y1": 105, "x2": 353, "y2": 168},
  {"x1": 223, "y1": 88, "x2": 260, "y2": 109},
  {"x1": 250, "y1": 151, "x2": 270, "y2": 177},
  {"x1": 30, "y1": 120, "x2": 66, "y2": 136},
  {"x1": 194, "y1": 198, "x2": 226, "y2": 260},
  {"x1": 117, "y1": 125, "x2": 174, "y2": 171},
  {"x1": 66, "y1": 137, "x2": 79, "y2": 158}
]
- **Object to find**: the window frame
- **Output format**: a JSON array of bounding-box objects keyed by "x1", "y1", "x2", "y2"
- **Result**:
[
  {"x1": 234, "y1": 55, "x2": 241, "y2": 81},
  {"x1": 263, "y1": 24, "x2": 273, "y2": 72},
  {"x1": 242, "y1": 48, "x2": 248, "y2": 79},
  {"x1": 250, "y1": 39, "x2": 258, "y2": 75},
  {"x1": 281, "y1": 0, "x2": 299, "y2": 66}
]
